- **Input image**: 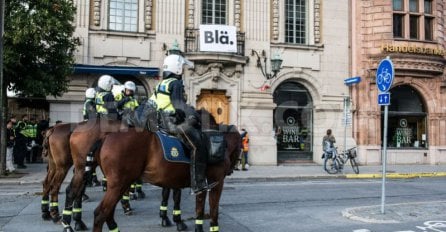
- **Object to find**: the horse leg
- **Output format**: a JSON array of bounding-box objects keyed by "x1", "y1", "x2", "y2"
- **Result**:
[
  {"x1": 49, "y1": 167, "x2": 70, "y2": 223},
  {"x1": 120, "y1": 188, "x2": 133, "y2": 215},
  {"x1": 208, "y1": 182, "x2": 224, "y2": 232},
  {"x1": 41, "y1": 164, "x2": 54, "y2": 220},
  {"x1": 194, "y1": 191, "x2": 207, "y2": 232},
  {"x1": 160, "y1": 187, "x2": 172, "y2": 227},
  {"x1": 61, "y1": 170, "x2": 85, "y2": 232},
  {"x1": 93, "y1": 195, "x2": 120, "y2": 232},
  {"x1": 93, "y1": 180, "x2": 129, "y2": 232},
  {"x1": 73, "y1": 184, "x2": 88, "y2": 231},
  {"x1": 172, "y1": 188, "x2": 187, "y2": 231},
  {"x1": 135, "y1": 178, "x2": 145, "y2": 199}
]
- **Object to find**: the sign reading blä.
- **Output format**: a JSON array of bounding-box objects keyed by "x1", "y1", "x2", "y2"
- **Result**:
[{"x1": 199, "y1": 25, "x2": 237, "y2": 53}]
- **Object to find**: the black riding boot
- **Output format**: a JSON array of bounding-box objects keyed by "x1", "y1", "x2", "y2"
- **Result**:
[{"x1": 178, "y1": 121, "x2": 216, "y2": 195}]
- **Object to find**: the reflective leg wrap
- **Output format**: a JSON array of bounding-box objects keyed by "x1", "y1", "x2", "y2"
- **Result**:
[
  {"x1": 159, "y1": 205, "x2": 168, "y2": 218},
  {"x1": 50, "y1": 201, "x2": 60, "y2": 222},
  {"x1": 210, "y1": 222, "x2": 219, "y2": 232},
  {"x1": 73, "y1": 197, "x2": 82, "y2": 220},
  {"x1": 173, "y1": 209, "x2": 182, "y2": 222},
  {"x1": 109, "y1": 225, "x2": 119, "y2": 232},
  {"x1": 41, "y1": 197, "x2": 49, "y2": 211},
  {"x1": 195, "y1": 219, "x2": 204, "y2": 232},
  {"x1": 121, "y1": 195, "x2": 132, "y2": 214},
  {"x1": 62, "y1": 207, "x2": 72, "y2": 225}
]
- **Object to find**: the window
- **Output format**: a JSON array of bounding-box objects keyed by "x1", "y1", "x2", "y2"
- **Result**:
[
  {"x1": 382, "y1": 85, "x2": 427, "y2": 149},
  {"x1": 285, "y1": 0, "x2": 307, "y2": 44},
  {"x1": 109, "y1": 0, "x2": 138, "y2": 32},
  {"x1": 202, "y1": 0, "x2": 227, "y2": 25},
  {"x1": 392, "y1": 0, "x2": 434, "y2": 41}
]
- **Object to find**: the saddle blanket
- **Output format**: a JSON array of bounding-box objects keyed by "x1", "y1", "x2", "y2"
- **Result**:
[{"x1": 156, "y1": 131, "x2": 190, "y2": 164}]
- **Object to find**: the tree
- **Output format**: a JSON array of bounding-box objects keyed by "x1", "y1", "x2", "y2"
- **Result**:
[
  {"x1": 3, "y1": 0, "x2": 79, "y2": 97},
  {"x1": 1, "y1": 0, "x2": 79, "y2": 175}
]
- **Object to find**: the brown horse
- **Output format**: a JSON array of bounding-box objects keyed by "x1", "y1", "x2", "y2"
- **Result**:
[
  {"x1": 92, "y1": 112, "x2": 240, "y2": 232},
  {"x1": 60, "y1": 118, "x2": 189, "y2": 232},
  {"x1": 41, "y1": 123, "x2": 77, "y2": 223}
]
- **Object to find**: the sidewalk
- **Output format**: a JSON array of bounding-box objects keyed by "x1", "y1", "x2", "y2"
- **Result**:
[{"x1": 1, "y1": 162, "x2": 446, "y2": 185}]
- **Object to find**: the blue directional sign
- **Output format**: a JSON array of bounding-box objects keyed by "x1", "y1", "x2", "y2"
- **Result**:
[
  {"x1": 376, "y1": 58, "x2": 394, "y2": 92},
  {"x1": 378, "y1": 93, "x2": 390, "y2": 105},
  {"x1": 344, "y1": 76, "x2": 361, "y2": 86}
]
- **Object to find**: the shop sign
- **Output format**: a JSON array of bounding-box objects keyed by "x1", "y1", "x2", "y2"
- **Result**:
[
  {"x1": 381, "y1": 44, "x2": 445, "y2": 56},
  {"x1": 282, "y1": 126, "x2": 300, "y2": 143},
  {"x1": 199, "y1": 25, "x2": 237, "y2": 53}
]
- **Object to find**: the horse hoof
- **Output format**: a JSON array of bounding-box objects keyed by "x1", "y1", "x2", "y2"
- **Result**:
[
  {"x1": 42, "y1": 212, "x2": 51, "y2": 221},
  {"x1": 51, "y1": 215, "x2": 61, "y2": 224},
  {"x1": 176, "y1": 221, "x2": 188, "y2": 231},
  {"x1": 194, "y1": 225, "x2": 204, "y2": 232},
  {"x1": 62, "y1": 224, "x2": 74, "y2": 232},
  {"x1": 137, "y1": 191, "x2": 146, "y2": 199},
  {"x1": 161, "y1": 217, "x2": 172, "y2": 227},
  {"x1": 74, "y1": 220, "x2": 88, "y2": 231},
  {"x1": 124, "y1": 208, "x2": 133, "y2": 216}
]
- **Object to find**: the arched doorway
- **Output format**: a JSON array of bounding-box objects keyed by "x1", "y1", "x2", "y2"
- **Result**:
[
  {"x1": 273, "y1": 82, "x2": 313, "y2": 162},
  {"x1": 382, "y1": 85, "x2": 427, "y2": 148}
]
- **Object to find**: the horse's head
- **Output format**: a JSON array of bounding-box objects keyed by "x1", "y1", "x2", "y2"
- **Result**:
[{"x1": 196, "y1": 108, "x2": 218, "y2": 130}]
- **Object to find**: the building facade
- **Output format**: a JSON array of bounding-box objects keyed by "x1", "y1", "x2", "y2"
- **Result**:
[
  {"x1": 47, "y1": 0, "x2": 351, "y2": 165},
  {"x1": 352, "y1": 0, "x2": 446, "y2": 164}
]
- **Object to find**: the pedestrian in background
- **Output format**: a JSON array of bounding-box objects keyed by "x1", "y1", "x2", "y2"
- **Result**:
[
  {"x1": 6, "y1": 119, "x2": 16, "y2": 173},
  {"x1": 14, "y1": 115, "x2": 29, "y2": 169},
  {"x1": 241, "y1": 128, "x2": 249, "y2": 171}
]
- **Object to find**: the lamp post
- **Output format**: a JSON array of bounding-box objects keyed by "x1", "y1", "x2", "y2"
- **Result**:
[
  {"x1": 251, "y1": 49, "x2": 283, "y2": 80},
  {"x1": 0, "y1": 0, "x2": 6, "y2": 175}
]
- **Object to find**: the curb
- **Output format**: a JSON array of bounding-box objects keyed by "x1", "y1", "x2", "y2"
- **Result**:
[{"x1": 345, "y1": 172, "x2": 446, "y2": 179}]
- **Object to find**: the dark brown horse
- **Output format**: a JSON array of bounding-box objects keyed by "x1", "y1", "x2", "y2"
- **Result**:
[{"x1": 92, "y1": 112, "x2": 240, "y2": 232}]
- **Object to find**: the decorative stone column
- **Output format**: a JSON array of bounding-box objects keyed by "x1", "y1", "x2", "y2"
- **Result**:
[
  {"x1": 93, "y1": 0, "x2": 101, "y2": 26},
  {"x1": 272, "y1": 0, "x2": 279, "y2": 40},
  {"x1": 314, "y1": 0, "x2": 321, "y2": 44},
  {"x1": 187, "y1": 0, "x2": 195, "y2": 29},
  {"x1": 235, "y1": 0, "x2": 241, "y2": 31},
  {"x1": 145, "y1": 0, "x2": 153, "y2": 30}
]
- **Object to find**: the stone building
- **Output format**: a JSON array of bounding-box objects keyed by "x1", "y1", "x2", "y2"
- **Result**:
[
  {"x1": 45, "y1": 0, "x2": 351, "y2": 165},
  {"x1": 352, "y1": 0, "x2": 446, "y2": 164}
]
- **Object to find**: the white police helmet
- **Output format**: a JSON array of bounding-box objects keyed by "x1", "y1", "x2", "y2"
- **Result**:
[
  {"x1": 98, "y1": 75, "x2": 114, "y2": 91},
  {"x1": 124, "y1": 81, "x2": 136, "y2": 92},
  {"x1": 162, "y1": 54, "x2": 194, "y2": 76},
  {"x1": 85, "y1": 88, "x2": 96, "y2": 98}
]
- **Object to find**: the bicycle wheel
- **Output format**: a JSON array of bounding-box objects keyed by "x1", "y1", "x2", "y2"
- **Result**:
[
  {"x1": 324, "y1": 156, "x2": 339, "y2": 174},
  {"x1": 350, "y1": 158, "x2": 359, "y2": 174}
]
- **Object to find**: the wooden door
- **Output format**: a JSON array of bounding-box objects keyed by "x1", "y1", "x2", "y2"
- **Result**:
[{"x1": 196, "y1": 90, "x2": 229, "y2": 124}]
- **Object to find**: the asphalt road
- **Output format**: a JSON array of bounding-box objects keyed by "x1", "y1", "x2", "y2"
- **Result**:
[{"x1": 0, "y1": 177, "x2": 445, "y2": 232}]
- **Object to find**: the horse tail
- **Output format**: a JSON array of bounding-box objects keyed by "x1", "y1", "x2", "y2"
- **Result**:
[{"x1": 41, "y1": 126, "x2": 55, "y2": 158}]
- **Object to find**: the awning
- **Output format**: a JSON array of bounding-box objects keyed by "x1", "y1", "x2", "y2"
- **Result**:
[{"x1": 73, "y1": 64, "x2": 159, "y2": 77}]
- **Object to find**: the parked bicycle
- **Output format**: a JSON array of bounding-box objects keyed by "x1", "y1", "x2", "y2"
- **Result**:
[{"x1": 323, "y1": 145, "x2": 359, "y2": 174}]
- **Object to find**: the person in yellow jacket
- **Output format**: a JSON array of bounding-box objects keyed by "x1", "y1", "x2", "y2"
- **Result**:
[
  {"x1": 115, "y1": 81, "x2": 139, "y2": 117},
  {"x1": 95, "y1": 75, "x2": 118, "y2": 120},
  {"x1": 150, "y1": 54, "x2": 217, "y2": 195}
]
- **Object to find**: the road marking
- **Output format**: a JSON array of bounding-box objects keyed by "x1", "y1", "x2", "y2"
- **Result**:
[{"x1": 353, "y1": 229, "x2": 371, "y2": 232}]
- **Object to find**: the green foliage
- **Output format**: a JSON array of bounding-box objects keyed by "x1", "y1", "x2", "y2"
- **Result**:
[{"x1": 4, "y1": 0, "x2": 80, "y2": 97}]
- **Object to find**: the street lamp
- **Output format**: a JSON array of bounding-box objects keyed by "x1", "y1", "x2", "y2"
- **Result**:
[{"x1": 251, "y1": 49, "x2": 283, "y2": 80}]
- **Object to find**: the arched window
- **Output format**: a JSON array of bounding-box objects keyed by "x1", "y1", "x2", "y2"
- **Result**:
[
  {"x1": 383, "y1": 85, "x2": 427, "y2": 148},
  {"x1": 273, "y1": 82, "x2": 313, "y2": 161}
]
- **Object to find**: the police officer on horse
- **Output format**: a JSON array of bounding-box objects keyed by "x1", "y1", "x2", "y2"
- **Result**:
[{"x1": 150, "y1": 54, "x2": 217, "y2": 195}]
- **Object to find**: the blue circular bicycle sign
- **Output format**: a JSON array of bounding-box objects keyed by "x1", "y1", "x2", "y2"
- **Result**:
[{"x1": 376, "y1": 58, "x2": 394, "y2": 92}]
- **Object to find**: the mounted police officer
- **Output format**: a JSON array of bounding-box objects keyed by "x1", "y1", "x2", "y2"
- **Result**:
[
  {"x1": 83, "y1": 88, "x2": 97, "y2": 121},
  {"x1": 150, "y1": 54, "x2": 217, "y2": 195},
  {"x1": 95, "y1": 75, "x2": 118, "y2": 120},
  {"x1": 115, "y1": 81, "x2": 139, "y2": 117}
]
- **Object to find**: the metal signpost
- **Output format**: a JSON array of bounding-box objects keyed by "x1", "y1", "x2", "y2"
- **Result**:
[
  {"x1": 343, "y1": 76, "x2": 361, "y2": 154},
  {"x1": 376, "y1": 56, "x2": 394, "y2": 214}
]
